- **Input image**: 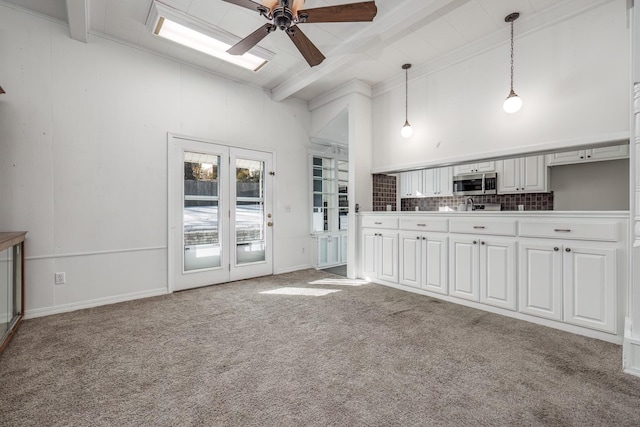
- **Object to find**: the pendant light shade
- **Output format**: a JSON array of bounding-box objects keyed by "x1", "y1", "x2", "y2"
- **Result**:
[
  {"x1": 503, "y1": 12, "x2": 522, "y2": 114},
  {"x1": 401, "y1": 63, "x2": 413, "y2": 138}
]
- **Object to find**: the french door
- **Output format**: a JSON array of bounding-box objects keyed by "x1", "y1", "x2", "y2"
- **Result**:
[{"x1": 169, "y1": 135, "x2": 274, "y2": 291}]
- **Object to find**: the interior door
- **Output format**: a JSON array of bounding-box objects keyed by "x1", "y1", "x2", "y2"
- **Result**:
[{"x1": 169, "y1": 135, "x2": 273, "y2": 291}]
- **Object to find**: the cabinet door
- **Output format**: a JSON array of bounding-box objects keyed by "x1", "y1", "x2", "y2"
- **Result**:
[
  {"x1": 449, "y1": 236, "x2": 479, "y2": 301},
  {"x1": 518, "y1": 241, "x2": 563, "y2": 320},
  {"x1": 587, "y1": 145, "x2": 629, "y2": 161},
  {"x1": 475, "y1": 161, "x2": 495, "y2": 173},
  {"x1": 421, "y1": 169, "x2": 438, "y2": 197},
  {"x1": 362, "y1": 230, "x2": 378, "y2": 280},
  {"x1": 479, "y1": 238, "x2": 516, "y2": 310},
  {"x1": 454, "y1": 164, "x2": 476, "y2": 175},
  {"x1": 437, "y1": 167, "x2": 453, "y2": 196},
  {"x1": 520, "y1": 156, "x2": 546, "y2": 192},
  {"x1": 399, "y1": 232, "x2": 422, "y2": 288},
  {"x1": 563, "y1": 245, "x2": 617, "y2": 333},
  {"x1": 378, "y1": 232, "x2": 399, "y2": 283},
  {"x1": 340, "y1": 234, "x2": 348, "y2": 264},
  {"x1": 424, "y1": 235, "x2": 448, "y2": 295},
  {"x1": 546, "y1": 150, "x2": 584, "y2": 166},
  {"x1": 401, "y1": 170, "x2": 424, "y2": 197},
  {"x1": 496, "y1": 158, "x2": 519, "y2": 193}
]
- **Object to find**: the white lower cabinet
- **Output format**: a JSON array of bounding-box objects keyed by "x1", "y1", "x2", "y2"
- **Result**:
[
  {"x1": 314, "y1": 232, "x2": 346, "y2": 269},
  {"x1": 359, "y1": 213, "x2": 626, "y2": 339},
  {"x1": 362, "y1": 229, "x2": 398, "y2": 283},
  {"x1": 399, "y1": 231, "x2": 448, "y2": 294},
  {"x1": 449, "y1": 235, "x2": 517, "y2": 310},
  {"x1": 519, "y1": 240, "x2": 617, "y2": 333}
]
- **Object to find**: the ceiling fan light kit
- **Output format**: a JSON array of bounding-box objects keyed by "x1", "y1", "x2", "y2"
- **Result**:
[
  {"x1": 503, "y1": 12, "x2": 522, "y2": 114},
  {"x1": 224, "y1": 0, "x2": 377, "y2": 67},
  {"x1": 401, "y1": 63, "x2": 413, "y2": 139}
]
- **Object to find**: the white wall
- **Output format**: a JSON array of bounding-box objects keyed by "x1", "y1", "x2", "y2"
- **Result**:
[
  {"x1": 371, "y1": 0, "x2": 630, "y2": 173},
  {"x1": 0, "y1": 5, "x2": 312, "y2": 317},
  {"x1": 550, "y1": 159, "x2": 630, "y2": 211}
]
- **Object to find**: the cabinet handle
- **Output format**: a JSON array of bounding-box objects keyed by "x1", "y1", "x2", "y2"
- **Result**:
[
  {"x1": 554, "y1": 229, "x2": 571, "y2": 232},
  {"x1": 580, "y1": 156, "x2": 584, "y2": 159},
  {"x1": 417, "y1": 236, "x2": 421, "y2": 240},
  {"x1": 554, "y1": 247, "x2": 559, "y2": 251},
  {"x1": 473, "y1": 226, "x2": 486, "y2": 229},
  {"x1": 417, "y1": 224, "x2": 427, "y2": 227},
  {"x1": 481, "y1": 241, "x2": 485, "y2": 245},
  {"x1": 422, "y1": 237, "x2": 426, "y2": 240},
  {"x1": 565, "y1": 248, "x2": 571, "y2": 252},
  {"x1": 473, "y1": 240, "x2": 478, "y2": 245},
  {"x1": 587, "y1": 155, "x2": 591, "y2": 158},
  {"x1": 374, "y1": 222, "x2": 383, "y2": 225}
]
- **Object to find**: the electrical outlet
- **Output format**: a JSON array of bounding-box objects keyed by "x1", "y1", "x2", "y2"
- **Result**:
[{"x1": 54, "y1": 272, "x2": 66, "y2": 285}]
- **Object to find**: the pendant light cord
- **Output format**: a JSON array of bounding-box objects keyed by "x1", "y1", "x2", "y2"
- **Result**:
[
  {"x1": 509, "y1": 19, "x2": 515, "y2": 93},
  {"x1": 405, "y1": 66, "x2": 408, "y2": 122}
]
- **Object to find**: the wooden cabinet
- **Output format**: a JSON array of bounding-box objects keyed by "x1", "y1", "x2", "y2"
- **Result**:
[
  {"x1": 399, "y1": 170, "x2": 424, "y2": 197},
  {"x1": 518, "y1": 218, "x2": 619, "y2": 333},
  {"x1": 313, "y1": 232, "x2": 346, "y2": 269},
  {"x1": 519, "y1": 240, "x2": 617, "y2": 333},
  {"x1": 399, "y1": 231, "x2": 448, "y2": 294},
  {"x1": 400, "y1": 167, "x2": 453, "y2": 197},
  {"x1": 362, "y1": 228, "x2": 398, "y2": 283},
  {"x1": 454, "y1": 161, "x2": 495, "y2": 175},
  {"x1": 359, "y1": 213, "x2": 626, "y2": 339},
  {"x1": 449, "y1": 235, "x2": 516, "y2": 310},
  {"x1": 546, "y1": 144, "x2": 628, "y2": 166},
  {"x1": 422, "y1": 167, "x2": 453, "y2": 197},
  {"x1": 0, "y1": 232, "x2": 26, "y2": 354},
  {"x1": 496, "y1": 156, "x2": 548, "y2": 194}
]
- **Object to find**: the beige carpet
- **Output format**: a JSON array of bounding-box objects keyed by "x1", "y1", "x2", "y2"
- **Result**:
[{"x1": 1, "y1": 269, "x2": 640, "y2": 426}]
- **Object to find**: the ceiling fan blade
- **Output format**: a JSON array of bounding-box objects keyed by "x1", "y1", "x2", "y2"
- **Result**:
[
  {"x1": 221, "y1": 0, "x2": 264, "y2": 13},
  {"x1": 287, "y1": 27, "x2": 325, "y2": 67},
  {"x1": 298, "y1": 1, "x2": 377, "y2": 24},
  {"x1": 227, "y1": 24, "x2": 275, "y2": 55}
]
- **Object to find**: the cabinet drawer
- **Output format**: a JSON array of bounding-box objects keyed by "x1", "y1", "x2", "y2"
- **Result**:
[
  {"x1": 399, "y1": 217, "x2": 448, "y2": 232},
  {"x1": 519, "y1": 220, "x2": 619, "y2": 242},
  {"x1": 449, "y1": 219, "x2": 516, "y2": 236},
  {"x1": 361, "y1": 216, "x2": 398, "y2": 229}
]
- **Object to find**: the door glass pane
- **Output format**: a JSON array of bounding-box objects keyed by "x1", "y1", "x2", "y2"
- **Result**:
[
  {"x1": 236, "y1": 158, "x2": 265, "y2": 265},
  {"x1": 183, "y1": 152, "x2": 220, "y2": 271}
]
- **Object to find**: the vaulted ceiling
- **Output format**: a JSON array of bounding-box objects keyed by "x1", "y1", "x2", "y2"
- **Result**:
[{"x1": 4, "y1": 0, "x2": 587, "y2": 102}]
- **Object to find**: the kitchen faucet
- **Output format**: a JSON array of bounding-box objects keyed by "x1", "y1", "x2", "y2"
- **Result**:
[{"x1": 465, "y1": 197, "x2": 474, "y2": 211}]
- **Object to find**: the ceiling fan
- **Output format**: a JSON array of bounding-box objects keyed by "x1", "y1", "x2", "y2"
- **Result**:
[{"x1": 222, "y1": 0, "x2": 377, "y2": 67}]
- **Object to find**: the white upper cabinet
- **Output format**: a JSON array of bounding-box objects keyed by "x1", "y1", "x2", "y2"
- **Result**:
[
  {"x1": 399, "y1": 170, "x2": 424, "y2": 197},
  {"x1": 546, "y1": 144, "x2": 628, "y2": 166},
  {"x1": 454, "y1": 161, "x2": 495, "y2": 175},
  {"x1": 423, "y1": 167, "x2": 453, "y2": 197},
  {"x1": 496, "y1": 156, "x2": 548, "y2": 194}
]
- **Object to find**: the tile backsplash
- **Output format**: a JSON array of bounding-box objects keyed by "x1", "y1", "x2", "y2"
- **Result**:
[
  {"x1": 401, "y1": 193, "x2": 554, "y2": 211},
  {"x1": 372, "y1": 174, "x2": 553, "y2": 211}
]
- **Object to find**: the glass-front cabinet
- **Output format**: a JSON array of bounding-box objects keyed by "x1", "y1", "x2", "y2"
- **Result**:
[
  {"x1": 311, "y1": 155, "x2": 348, "y2": 269},
  {"x1": 0, "y1": 232, "x2": 26, "y2": 353}
]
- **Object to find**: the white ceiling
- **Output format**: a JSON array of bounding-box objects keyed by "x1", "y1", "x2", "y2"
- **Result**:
[{"x1": 4, "y1": 0, "x2": 582, "y2": 102}]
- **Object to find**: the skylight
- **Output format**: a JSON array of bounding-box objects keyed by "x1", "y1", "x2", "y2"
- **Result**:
[{"x1": 146, "y1": 1, "x2": 274, "y2": 72}]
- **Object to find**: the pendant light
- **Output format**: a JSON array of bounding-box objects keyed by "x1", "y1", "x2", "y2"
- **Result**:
[
  {"x1": 0, "y1": 86, "x2": 5, "y2": 95},
  {"x1": 400, "y1": 63, "x2": 413, "y2": 138},
  {"x1": 503, "y1": 12, "x2": 522, "y2": 114}
]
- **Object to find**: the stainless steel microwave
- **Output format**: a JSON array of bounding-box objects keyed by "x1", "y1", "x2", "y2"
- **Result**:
[{"x1": 452, "y1": 172, "x2": 497, "y2": 196}]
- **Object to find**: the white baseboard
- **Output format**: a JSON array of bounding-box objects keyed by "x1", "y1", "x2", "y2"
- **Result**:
[
  {"x1": 24, "y1": 287, "x2": 169, "y2": 319},
  {"x1": 623, "y1": 318, "x2": 640, "y2": 377},
  {"x1": 275, "y1": 264, "x2": 313, "y2": 275}
]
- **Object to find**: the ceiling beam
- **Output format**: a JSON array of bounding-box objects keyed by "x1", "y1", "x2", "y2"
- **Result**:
[
  {"x1": 66, "y1": 0, "x2": 88, "y2": 42},
  {"x1": 270, "y1": 0, "x2": 470, "y2": 102}
]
